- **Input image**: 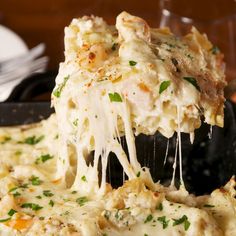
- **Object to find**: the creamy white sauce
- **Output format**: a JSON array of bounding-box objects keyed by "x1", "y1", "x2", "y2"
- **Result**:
[{"x1": 0, "y1": 11, "x2": 234, "y2": 236}]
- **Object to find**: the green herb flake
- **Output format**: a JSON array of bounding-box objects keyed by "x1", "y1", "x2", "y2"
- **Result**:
[
  {"x1": 104, "y1": 210, "x2": 111, "y2": 220},
  {"x1": 35, "y1": 154, "x2": 53, "y2": 164},
  {"x1": 129, "y1": 60, "x2": 137, "y2": 66},
  {"x1": 15, "y1": 150, "x2": 22, "y2": 156},
  {"x1": 9, "y1": 187, "x2": 22, "y2": 197},
  {"x1": 71, "y1": 191, "x2": 77, "y2": 194},
  {"x1": 64, "y1": 211, "x2": 70, "y2": 215},
  {"x1": 8, "y1": 209, "x2": 17, "y2": 216},
  {"x1": 21, "y1": 203, "x2": 43, "y2": 211},
  {"x1": 184, "y1": 219, "x2": 191, "y2": 230},
  {"x1": 156, "y1": 203, "x2": 163, "y2": 211},
  {"x1": 0, "y1": 218, "x2": 11, "y2": 223},
  {"x1": 53, "y1": 75, "x2": 70, "y2": 98},
  {"x1": 203, "y1": 204, "x2": 215, "y2": 208},
  {"x1": 36, "y1": 195, "x2": 42, "y2": 199},
  {"x1": 13, "y1": 192, "x2": 21, "y2": 198},
  {"x1": 182, "y1": 77, "x2": 200, "y2": 92},
  {"x1": 144, "y1": 234, "x2": 149, "y2": 236},
  {"x1": 39, "y1": 216, "x2": 45, "y2": 220},
  {"x1": 159, "y1": 81, "x2": 171, "y2": 94},
  {"x1": 9, "y1": 187, "x2": 18, "y2": 193},
  {"x1": 211, "y1": 45, "x2": 220, "y2": 55},
  {"x1": 49, "y1": 200, "x2": 54, "y2": 207},
  {"x1": 157, "y1": 216, "x2": 169, "y2": 229},
  {"x1": 136, "y1": 171, "x2": 141, "y2": 177},
  {"x1": 43, "y1": 190, "x2": 54, "y2": 197},
  {"x1": 24, "y1": 135, "x2": 44, "y2": 145},
  {"x1": 20, "y1": 183, "x2": 28, "y2": 189},
  {"x1": 115, "y1": 210, "x2": 120, "y2": 220},
  {"x1": 1, "y1": 136, "x2": 11, "y2": 144},
  {"x1": 73, "y1": 119, "x2": 79, "y2": 127},
  {"x1": 29, "y1": 176, "x2": 42, "y2": 186},
  {"x1": 76, "y1": 196, "x2": 88, "y2": 206},
  {"x1": 144, "y1": 214, "x2": 153, "y2": 223},
  {"x1": 108, "y1": 92, "x2": 123, "y2": 102},
  {"x1": 173, "y1": 215, "x2": 190, "y2": 231},
  {"x1": 81, "y1": 175, "x2": 87, "y2": 182}
]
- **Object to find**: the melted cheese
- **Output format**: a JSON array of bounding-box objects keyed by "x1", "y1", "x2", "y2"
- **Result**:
[{"x1": 0, "y1": 11, "x2": 235, "y2": 236}]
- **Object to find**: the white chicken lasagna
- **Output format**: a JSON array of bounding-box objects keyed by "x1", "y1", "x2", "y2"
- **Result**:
[{"x1": 0, "y1": 12, "x2": 235, "y2": 236}]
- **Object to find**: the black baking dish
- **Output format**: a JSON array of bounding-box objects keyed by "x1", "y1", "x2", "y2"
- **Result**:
[{"x1": 0, "y1": 101, "x2": 236, "y2": 195}]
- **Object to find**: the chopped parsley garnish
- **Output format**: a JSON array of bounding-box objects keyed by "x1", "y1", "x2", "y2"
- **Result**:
[
  {"x1": 1, "y1": 136, "x2": 11, "y2": 144},
  {"x1": 21, "y1": 203, "x2": 43, "y2": 211},
  {"x1": 184, "y1": 219, "x2": 191, "y2": 230},
  {"x1": 104, "y1": 210, "x2": 111, "y2": 220},
  {"x1": 173, "y1": 215, "x2": 190, "y2": 231},
  {"x1": 76, "y1": 196, "x2": 88, "y2": 206},
  {"x1": 24, "y1": 135, "x2": 44, "y2": 145},
  {"x1": 29, "y1": 176, "x2": 42, "y2": 186},
  {"x1": 73, "y1": 119, "x2": 79, "y2": 127},
  {"x1": 211, "y1": 45, "x2": 220, "y2": 55},
  {"x1": 0, "y1": 218, "x2": 11, "y2": 223},
  {"x1": 63, "y1": 211, "x2": 70, "y2": 215},
  {"x1": 9, "y1": 184, "x2": 27, "y2": 197},
  {"x1": 8, "y1": 209, "x2": 17, "y2": 216},
  {"x1": 71, "y1": 191, "x2": 77, "y2": 194},
  {"x1": 36, "y1": 195, "x2": 42, "y2": 199},
  {"x1": 203, "y1": 204, "x2": 215, "y2": 208},
  {"x1": 157, "y1": 216, "x2": 169, "y2": 229},
  {"x1": 182, "y1": 77, "x2": 200, "y2": 92},
  {"x1": 81, "y1": 175, "x2": 87, "y2": 182},
  {"x1": 43, "y1": 190, "x2": 54, "y2": 197},
  {"x1": 159, "y1": 81, "x2": 171, "y2": 94},
  {"x1": 108, "y1": 92, "x2": 123, "y2": 102},
  {"x1": 136, "y1": 171, "x2": 141, "y2": 177},
  {"x1": 144, "y1": 214, "x2": 153, "y2": 223},
  {"x1": 115, "y1": 210, "x2": 122, "y2": 220},
  {"x1": 49, "y1": 200, "x2": 54, "y2": 207},
  {"x1": 20, "y1": 183, "x2": 28, "y2": 189},
  {"x1": 156, "y1": 203, "x2": 163, "y2": 211},
  {"x1": 144, "y1": 234, "x2": 149, "y2": 236},
  {"x1": 15, "y1": 150, "x2": 22, "y2": 156},
  {"x1": 13, "y1": 191, "x2": 21, "y2": 197},
  {"x1": 112, "y1": 43, "x2": 118, "y2": 51},
  {"x1": 53, "y1": 75, "x2": 70, "y2": 98},
  {"x1": 9, "y1": 187, "x2": 18, "y2": 193},
  {"x1": 129, "y1": 60, "x2": 137, "y2": 66},
  {"x1": 35, "y1": 154, "x2": 53, "y2": 164}
]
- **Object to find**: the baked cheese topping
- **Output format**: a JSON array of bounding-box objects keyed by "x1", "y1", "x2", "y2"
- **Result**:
[
  {"x1": 0, "y1": 122, "x2": 235, "y2": 235},
  {"x1": 0, "y1": 12, "x2": 235, "y2": 236},
  {"x1": 52, "y1": 11, "x2": 226, "y2": 195}
]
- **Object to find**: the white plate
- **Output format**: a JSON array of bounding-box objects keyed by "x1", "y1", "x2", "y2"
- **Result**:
[
  {"x1": 0, "y1": 25, "x2": 29, "y2": 101},
  {"x1": 0, "y1": 25, "x2": 28, "y2": 62}
]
